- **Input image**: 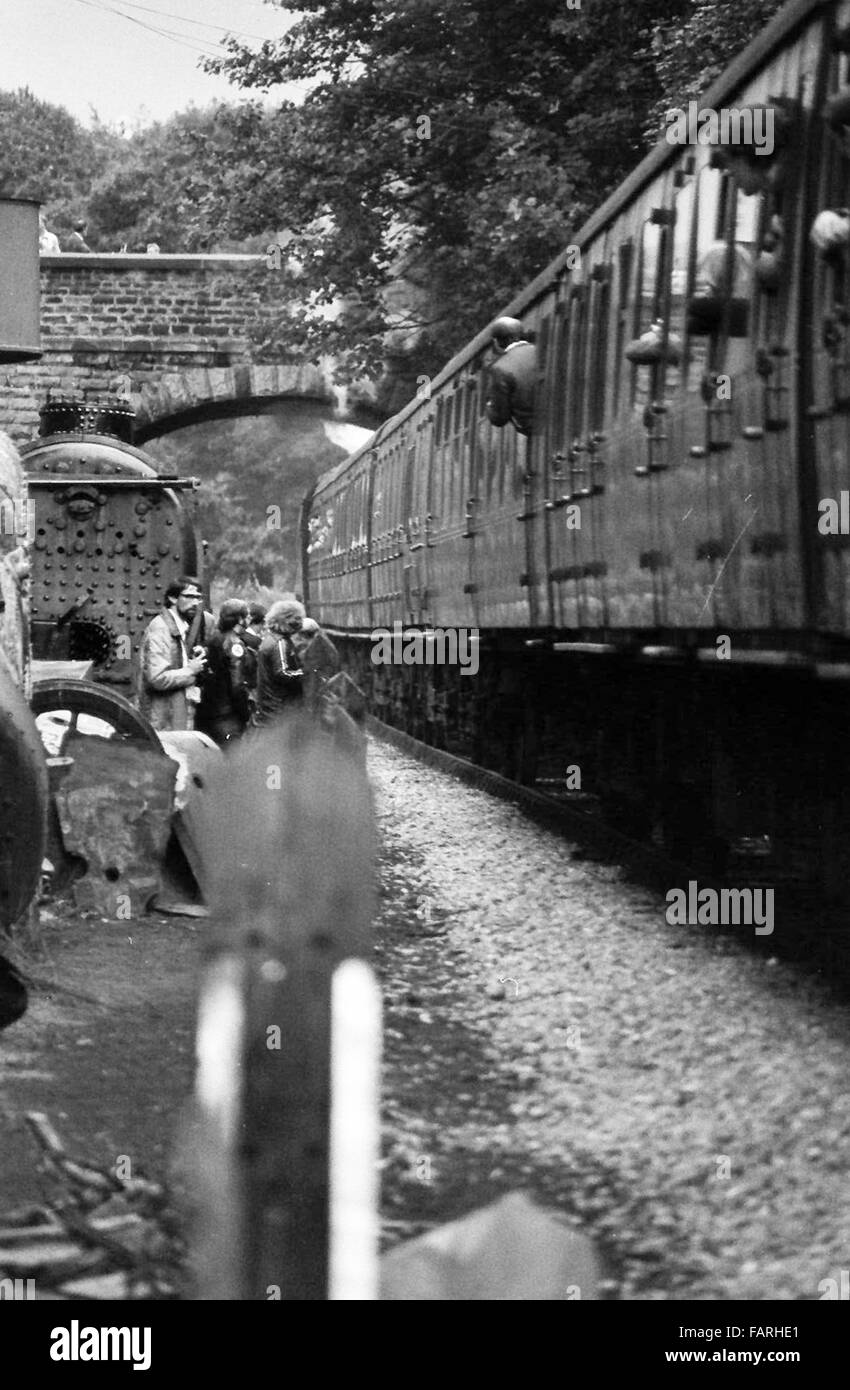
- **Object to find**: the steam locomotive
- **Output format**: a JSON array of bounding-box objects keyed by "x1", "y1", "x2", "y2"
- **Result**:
[
  {"x1": 302, "y1": 0, "x2": 850, "y2": 908},
  {"x1": 0, "y1": 393, "x2": 203, "y2": 933},
  {"x1": 21, "y1": 393, "x2": 203, "y2": 729}
]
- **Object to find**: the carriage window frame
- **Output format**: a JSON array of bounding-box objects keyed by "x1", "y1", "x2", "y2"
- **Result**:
[
  {"x1": 565, "y1": 286, "x2": 589, "y2": 446},
  {"x1": 588, "y1": 271, "x2": 612, "y2": 434},
  {"x1": 613, "y1": 240, "x2": 633, "y2": 412},
  {"x1": 670, "y1": 177, "x2": 697, "y2": 389},
  {"x1": 549, "y1": 299, "x2": 570, "y2": 461}
]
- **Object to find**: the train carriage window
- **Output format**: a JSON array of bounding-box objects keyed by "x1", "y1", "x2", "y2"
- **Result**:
[
  {"x1": 454, "y1": 384, "x2": 467, "y2": 518},
  {"x1": 638, "y1": 221, "x2": 663, "y2": 331},
  {"x1": 509, "y1": 420, "x2": 523, "y2": 499},
  {"x1": 589, "y1": 274, "x2": 611, "y2": 433},
  {"x1": 535, "y1": 316, "x2": 551, "y2": 455},
  {"x1": 566, "y1": 288, "x2": 589, "y2": 443},
  {"x1": 457, "y1": 383, "x2": 469, "y2": 518},
  {"x1": 669, "y1": 178, "x2": 696, "y2": 391},
  {"x1": 405, "y1": 442, "x2": 416, "y2": 535},
  {"x1": 613, "y1": 242, "x2": 632, "y2": 411},
  {"x1": 632, "y1": 219, "x2": 668, "y2": 413},
  {"x1": 432, "y1": 411, "x2": 444, "y2": 528},
  {"x1": 687, "y1": 166, "x2": 758, "y2": 382},
  {"x1": 549, "y1": 300, "x2": 570, "y2": 458},
  {"x1": 448, "y1": 389, "x2": 460, "y2": 517},
  {"x1": 685, "y1": 166, "x2": 723, "y2": 392},
  {"x1": 728, "y1": 183, "x2": 759, "y2": 374}
]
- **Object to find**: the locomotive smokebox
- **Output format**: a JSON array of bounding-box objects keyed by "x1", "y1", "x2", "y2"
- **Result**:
[{"x1": 0, "y1": 198, "x2": 41, "y2": 363}]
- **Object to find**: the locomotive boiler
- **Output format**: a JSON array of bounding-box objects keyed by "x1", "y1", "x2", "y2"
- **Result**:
[
  {"x1": 21, "y1": 394, "x2": 204, "y2": 742},
  {"x1": 303, "y1": 0, "x2": 850, "y2": 913}
]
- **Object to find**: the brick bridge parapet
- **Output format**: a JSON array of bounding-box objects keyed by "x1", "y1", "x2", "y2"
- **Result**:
[{"x1": 2, "y1": 254, "x2": 357, "y2": 445}]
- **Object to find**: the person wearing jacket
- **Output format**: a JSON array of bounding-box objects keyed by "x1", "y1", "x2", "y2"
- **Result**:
[
  {"x1": 136, "y1": 577, "x2": 208, "y2": 732},
  {"x1": 485, "y1": 316, "x2": 537, "y2": 436},
  {"x1": 252, "y1": 598, "x2": 306, "y2": 726},
  {"x1": 292, "y1": 616, "x2": 342, "y2": 714},
  {"x1": 197, "y1": 599, "x2": 251, "y2": 745}
]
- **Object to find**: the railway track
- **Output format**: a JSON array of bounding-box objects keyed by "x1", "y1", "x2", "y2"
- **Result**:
[{"x1": 366, "y1": 716, "x2": 850, "y2": 982}]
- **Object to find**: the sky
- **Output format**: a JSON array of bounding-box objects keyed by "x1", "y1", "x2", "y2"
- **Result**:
[{"x1": 0, "y1": 0, "x2": 304, "y2": 127}]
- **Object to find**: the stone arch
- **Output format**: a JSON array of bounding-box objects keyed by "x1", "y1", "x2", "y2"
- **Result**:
[
  {"x1": 132, "y1": 363, "x2": 339, "y2": 443},
  {"x1": 4, "y1": 255, "x2": 387, "y2": 446}
]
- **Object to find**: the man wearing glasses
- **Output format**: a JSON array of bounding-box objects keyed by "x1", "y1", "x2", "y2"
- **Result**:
[{"x1": 136, "y1": 576, "x2": 209, "y2": 732}]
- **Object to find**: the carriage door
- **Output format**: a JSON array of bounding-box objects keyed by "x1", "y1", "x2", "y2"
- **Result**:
[
  {"x1": 513, "y1": 330, "x2": 547, "y2": 630},
  {"x1": 403, "y1": 424, "x2": 428, "y2": 624},
  {"x1": 460, "y1": 370, "x2": 482, "y2": 626},
  {"x1": 632, "y1": 211, "x2": 678, "y2": 628},
  {"x1": 547, "y1": 284, "x2": 587, "y2": 628},
  {"x1": 652, "y1": 173, "x2": 696, "y2": 628},
  {"x1": 578, "y1": 265, "x2": 612, "y2": 626}
]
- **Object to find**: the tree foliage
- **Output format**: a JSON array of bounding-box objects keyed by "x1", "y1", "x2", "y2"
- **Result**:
[
  {"x1": 644, "y1": 0, "x2": 788, "y2": 138},
  {"x1": 146, "y1": 409, "x2": 346, "y2": 591},
  {"x1": 2, "y1": 4, "x2": 794, "y2": 384},
  {"x1": 201, "y1": 0, "x2": 696, "y2": 382},
  {"x1": 0, "y1": 88, "x2": 120, "y2": 238},
  {"x1": 85, "y1": 104, "x2": 267, "y2": 252}
]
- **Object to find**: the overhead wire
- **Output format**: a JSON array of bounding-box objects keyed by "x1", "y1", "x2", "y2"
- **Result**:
[
  {"x1": 63, "y1": 0, "x2": 325, "y2": 95},
  {"x1": 94, "y1": 0, "x2": 272, "y2": 44},
  {"x1": 67, "y1": 0, "x2": 226, "y2": 58}
]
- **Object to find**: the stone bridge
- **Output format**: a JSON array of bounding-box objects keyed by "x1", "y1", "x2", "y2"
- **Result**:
[{"x1": 3, "y1": 254, "x2": 379, "y2": 446}]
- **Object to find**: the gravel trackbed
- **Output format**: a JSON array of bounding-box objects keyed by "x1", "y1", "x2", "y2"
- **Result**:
[{"x1": 371, "y1": 738, "x2": 850, "y2": 1301}]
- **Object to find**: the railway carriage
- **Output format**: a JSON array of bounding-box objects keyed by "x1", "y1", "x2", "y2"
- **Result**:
[{"x1": 304, "y1": 0, "x2": 850, "y2": 907}]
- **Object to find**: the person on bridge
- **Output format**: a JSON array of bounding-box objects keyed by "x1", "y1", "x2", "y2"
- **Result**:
[
  {"x1": 196, "y1": 599, "x2": 251, "y2": 746},
  {"x1": 38, "y1": 212, "x2": 60, "y2": 254},
  {"x1": 65, "y1": 219, "x2": 91, "y2": 253},
  {"x1": 485, "y1": 316, "x2": 537, "y2": 436},
  {"x1": 252, "y1": 599, "x2": 306, "y2": 726},
  {"x1": 136, "y1": 577, "x2": 209, "y2": 732}
]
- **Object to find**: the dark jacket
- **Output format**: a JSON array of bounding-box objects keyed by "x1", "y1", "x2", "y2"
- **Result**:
[
  {"x1": 197, "y1": 629, "x2": 250, "y2": 737},
  {"x1": 242, "y1": 626, "x2": 263, "y2": 689},
  {"x1": 486, "y1": 341, "x2": 537, "y2": 435},
  {"x1": 253, "y1": 631, "x2": 304, "y2": 725},
  {"x1": 293, "y1": 628, "x2": 341, "y2": 711}
]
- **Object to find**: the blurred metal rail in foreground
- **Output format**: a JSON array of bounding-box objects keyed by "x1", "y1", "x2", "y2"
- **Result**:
[{"x1": 178, "y1": 711, "x2": 378, "y2": 1301}]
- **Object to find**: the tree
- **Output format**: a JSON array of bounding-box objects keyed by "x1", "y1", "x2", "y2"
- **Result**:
[
  {"x1": 146, "y1": 409, "x2": 347, "y2": 591},
  {"x1": 86, "y1": 104, "x2": 266, "y2": 252},
  {"x1": 200, "y1": 0, "x2": 695, "y2": 385},
  {"x1": 645, "y1": 0, "x2": 787, "y2": 139},
  {"x1": 0, "y1": 88, "x2": 121, "y2": 238}
]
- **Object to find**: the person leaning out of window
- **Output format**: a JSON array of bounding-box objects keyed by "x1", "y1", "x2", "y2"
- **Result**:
[{"x1": 484, "y1": 316, "x2": 537, "y2": 436}]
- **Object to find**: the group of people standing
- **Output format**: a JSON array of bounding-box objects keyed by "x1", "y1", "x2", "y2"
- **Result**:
[{"x1": 136, "y1": 576, "x2": 338, "y2": 746}]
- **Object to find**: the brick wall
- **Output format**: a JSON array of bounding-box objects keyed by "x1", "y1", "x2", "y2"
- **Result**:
[{"x1": 1, "y1": 254, "x2": 288, "y2": 442}]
